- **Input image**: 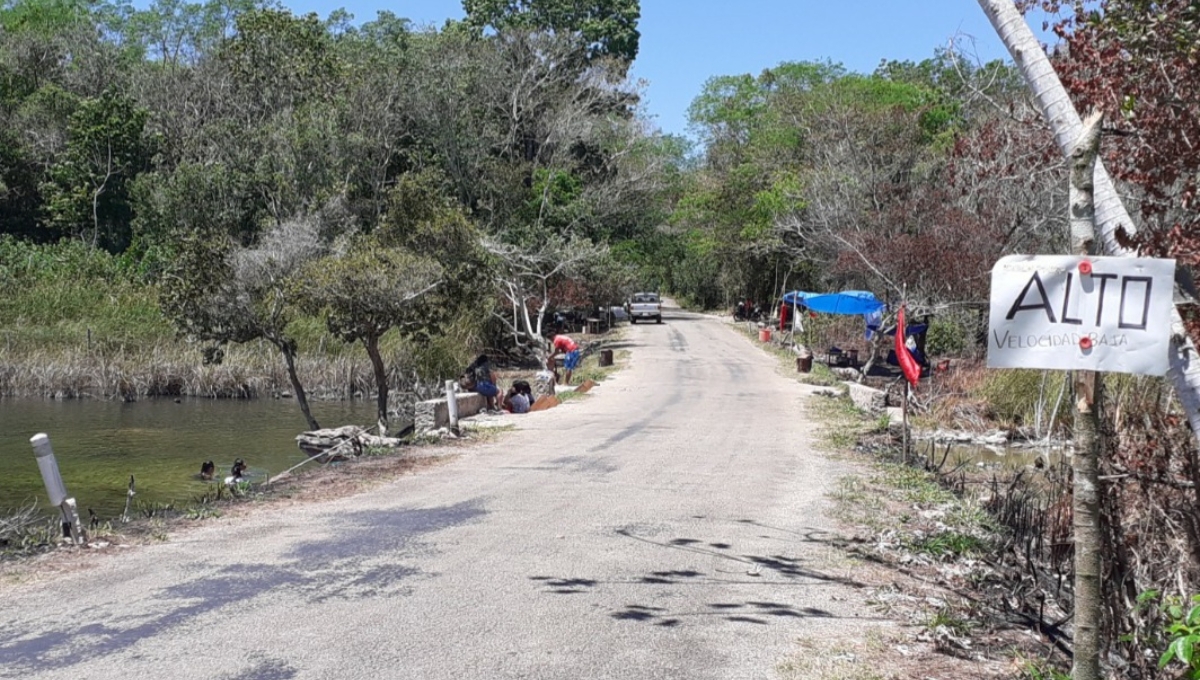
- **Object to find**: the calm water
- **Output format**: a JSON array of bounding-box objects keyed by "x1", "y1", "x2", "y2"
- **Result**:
[
  {"x1": 1, "y1": 398, "x2": 376, "y2": 519},
  {"x1": 919, "y1": 440, "x2": 1068, "y2": 469}
]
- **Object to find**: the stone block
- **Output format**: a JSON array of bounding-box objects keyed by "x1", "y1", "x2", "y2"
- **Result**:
[
  {"x1": 845, "y1": 381, "x2": 887, "y2": 414},
  {"x1": 415, "y1": 391, "x2": 487, "y2": 434},
  {"x1": 534, "y1": 370, "x2": 557, "y2": 399}
]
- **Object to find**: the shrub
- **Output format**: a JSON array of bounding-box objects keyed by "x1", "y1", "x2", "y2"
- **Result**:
[{"x1": 925, "y1": 316, "x2": 967, "y2": 356}]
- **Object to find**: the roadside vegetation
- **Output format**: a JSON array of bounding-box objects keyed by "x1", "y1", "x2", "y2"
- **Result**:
[
  {"x1": 795, "y1": 392, "x2": 1056, "y2": 678},
  {"x1": 788, "y1": 357, "x2": 1200, "y2": 679}
]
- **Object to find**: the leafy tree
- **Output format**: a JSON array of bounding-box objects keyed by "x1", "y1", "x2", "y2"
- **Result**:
[
  {"x1": 129, "y1": 161, "x2": 263, "y2": 249},
  {"x1": 123, "y1": 0, "x2": 261, "y2": 67},
  {"x1": 461, "y1": 0, "x2": 640, "y2": 69},
  {"x1": 377, "y1": 169, "x2": 491, "y2": 324},
  {"x1": 676, "y1": 56, "x2": 1053, "y2": 314},
  {"x1": 159, "y1": 218, "x2": 326, "y2": 429},
  {"x1": 220, "y1": 8, "x2": 341, "y2": 119},
  {"x1": 40, "y1": 89, "x2": 150, "y2": 251},
  {"x1": 0, "y1": 128, "x2": 43, "y2": 239},
  {"x1": 298, "y1": 239, "x2": 443, "y2": 435},
  {"x1": 330, "y1": 11, "x2": 417, "y2": 224}
]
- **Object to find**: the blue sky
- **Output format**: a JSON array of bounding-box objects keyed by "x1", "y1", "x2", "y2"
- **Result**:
[{"x1": 279, "y1": 0, "x2": 1054, "y2": 138}]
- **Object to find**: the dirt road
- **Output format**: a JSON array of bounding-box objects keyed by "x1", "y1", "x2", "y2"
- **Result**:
[{"x1": 0, "y1": 304, "x2": 873, "y2": 680}]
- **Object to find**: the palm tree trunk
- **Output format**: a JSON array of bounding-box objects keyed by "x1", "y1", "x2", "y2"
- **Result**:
[
  {"x1": 977, "y1": 0, "x2": 1200, "y2": 446},
  {"x1": 1068, "y1": 112, "x2": 1104, "y2": 680}
]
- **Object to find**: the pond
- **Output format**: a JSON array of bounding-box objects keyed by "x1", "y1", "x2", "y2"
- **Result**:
[
  {"x1": 915, "y1": 438, "x2": 1069, "y2": 470},
  {"x1": 0, "y1": 397, "x2": 377, "y2": 520}
]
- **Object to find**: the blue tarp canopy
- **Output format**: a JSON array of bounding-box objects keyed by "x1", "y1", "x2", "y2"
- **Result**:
[{"x1": 782, "y1": 290, "x2": 885, "y2": 316}]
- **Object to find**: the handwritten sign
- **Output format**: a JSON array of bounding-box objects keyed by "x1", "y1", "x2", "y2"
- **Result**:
[{"x1": 988, "y1": 254, "x2": 1175, "y2": 376}]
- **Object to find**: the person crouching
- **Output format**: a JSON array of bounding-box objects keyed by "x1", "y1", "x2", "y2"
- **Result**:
[{"x1": 464, "y1": 354, "x2": 500, "y2": 413}]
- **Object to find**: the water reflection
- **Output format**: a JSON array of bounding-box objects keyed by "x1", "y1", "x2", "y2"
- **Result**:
[
  {"x1": 916, "y1": 439, "x2": 1068, "y2": 470},
  {"x1": 0, "y1": 398, "x2": 375, "y2": 519}
]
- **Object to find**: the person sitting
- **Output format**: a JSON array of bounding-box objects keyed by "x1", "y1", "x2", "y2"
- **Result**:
[
  {"x1": 503, "y1": 387, "x2": 531, "y2": 414},
  {"x1": 549, "y1": 334, "x2": 580, "y2": 385},
  {"x1": 464, "y1": 354, "x2": 500, "y2": 412},
  {"x1": 503, "y1": 380, "x2": 532, "y2": 414},
  {"x1": 199, "y1": 460, "x2": 216, "y2": 481}
]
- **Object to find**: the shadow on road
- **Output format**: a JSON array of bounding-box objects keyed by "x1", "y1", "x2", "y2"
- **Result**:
[
  {"x1": 0, "y1": 501, "x2": 489, "y2": 676},
  {"x1": 526, "y1": 522, "x2": 882, "y2": 628},
  {"x1": 609, "y1": 600, "x2": 837, "y2": 627}
]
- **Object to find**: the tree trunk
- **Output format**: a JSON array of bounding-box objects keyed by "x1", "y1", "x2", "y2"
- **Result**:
[
  {"x1": 1069, "y1": 112, "x2": 1104, "y2": 680},
  {"x1": 364, "y1": 335, "x2": 389, "y2": 435},
  {"x1": 279, "y1": 341, "x2": 320, "y2": 431},
  {"x1": 977, "y1": 0, "x2": 1200, "y2": 447}
]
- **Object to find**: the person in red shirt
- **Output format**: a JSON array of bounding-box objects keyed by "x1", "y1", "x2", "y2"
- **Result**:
[{"x1": 550, "y1": 334, "x2": 580, "y2": 385}]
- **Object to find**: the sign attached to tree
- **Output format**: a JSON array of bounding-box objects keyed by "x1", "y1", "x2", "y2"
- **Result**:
[{"x1": 988, "y1": 255, "x2": 1176, "y2": 376}]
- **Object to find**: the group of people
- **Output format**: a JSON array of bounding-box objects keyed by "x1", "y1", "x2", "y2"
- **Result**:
[
  {"x1": 460, "y1": 354, "x2": 533, "y2": 414},
  {"x1": 733, "y1": 299, "x2": 765, "y2": 322},
  {"x1": 198, "y1": 458, "x2": 247, "y2": 484},
  {"x1": 458, "y1": 334, "x2": 581, "y2": 415}
]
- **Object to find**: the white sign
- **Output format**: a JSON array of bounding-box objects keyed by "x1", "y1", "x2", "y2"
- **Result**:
[{"x1": 988, "y1": 254, "x2": 1176, "y2": 376}]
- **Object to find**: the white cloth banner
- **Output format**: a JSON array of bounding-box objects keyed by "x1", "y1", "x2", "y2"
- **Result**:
[{"x1": 988, "y1": 254, "x2": 1175, "y2": 376}]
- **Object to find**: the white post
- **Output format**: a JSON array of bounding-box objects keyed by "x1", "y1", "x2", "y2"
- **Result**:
[
  {"x1": 62, "y1": 498, "x2": 84, "y2": 544},
  {"x1": 30, "y1": 433, "x2": 83, "y2": 544},
  {"x1": 445, "y1": 380, "x2": 459, "y2": 430},
  {"x1": 31, "y1": 433, "x2": 67, "y2": 506}
]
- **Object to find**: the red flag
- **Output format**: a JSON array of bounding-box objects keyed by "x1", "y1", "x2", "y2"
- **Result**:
[{"x1": 895, "y1": 305, "x2": 921, "y2": 387}]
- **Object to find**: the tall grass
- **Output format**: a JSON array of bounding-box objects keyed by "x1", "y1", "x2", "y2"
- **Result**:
[
  {"x1": 0, "y1": 239, "x2": 481, "y2": 399},
  {"x1": 920, "y1": 361, "x2": 1071, "y2": 437}
]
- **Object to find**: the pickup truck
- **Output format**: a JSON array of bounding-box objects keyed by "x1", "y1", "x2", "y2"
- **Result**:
[{"x1": 627, "y1": 293, "x2": 662, "y2": 324}]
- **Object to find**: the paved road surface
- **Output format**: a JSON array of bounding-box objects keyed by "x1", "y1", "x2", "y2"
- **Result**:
[{"x1": 1, "y1": 305, "x2": 871, "y2": 680}]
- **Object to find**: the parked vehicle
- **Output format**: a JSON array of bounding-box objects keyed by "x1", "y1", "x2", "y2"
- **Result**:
[{"x1": 627, "y1": 293, "x2": 662, "y2": 324}]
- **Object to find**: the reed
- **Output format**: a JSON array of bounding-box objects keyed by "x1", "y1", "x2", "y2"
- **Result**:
[{"x1": 0, "y1": 340, "x2": 462, "y2": 400}]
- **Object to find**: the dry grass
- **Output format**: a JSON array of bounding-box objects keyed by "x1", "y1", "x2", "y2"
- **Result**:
[
  {"x1": 778, "y1": 636, "x2": 892, "y2": 680},
  {"x1": 917, "y1": 360, "x2": 993, "y2": 431},
  {"x1": 0, "y1": 339, "x2": 455, "y2": 400}
]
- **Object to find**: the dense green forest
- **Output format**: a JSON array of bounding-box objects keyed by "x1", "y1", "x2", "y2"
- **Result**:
[
  {"x1": 0, "y1": 0, "x2": 682, "y2": 415},
  {"x1": 0, "y1": 0, "x2": 1194, "y2": 392},
  {"x1": 0, "y1": 0, "x2": 1073, "y2": 390}
]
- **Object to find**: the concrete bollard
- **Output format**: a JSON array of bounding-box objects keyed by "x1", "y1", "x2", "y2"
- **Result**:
[
  {"x1": 31, "y1": 433, "x2": 67, "y2": 506},
  {"x1": 62, "y1": 498, "x2": 84, "y2": 543},
  {"x1": 445, "y1": 380, "x2": 459, "y2": 430},
  {"x1": 30, "y1": 433, "x2": 84, "y2": 544}
]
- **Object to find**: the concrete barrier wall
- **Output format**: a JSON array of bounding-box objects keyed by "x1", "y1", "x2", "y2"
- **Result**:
[{"x1": 415, "y1": 392, "x2": 487, "y2": 434}]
